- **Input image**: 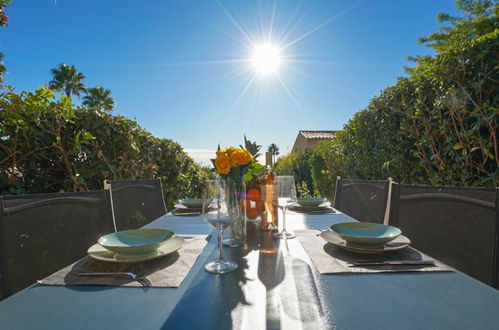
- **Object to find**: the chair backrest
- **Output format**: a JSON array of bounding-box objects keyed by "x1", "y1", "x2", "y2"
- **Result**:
[
  {"x1": 333, "y1": 177, "x2": 390, "y2": 224},
  {"x1": 105, "y1": 178, "x2": 167, "y2": 231},
  {"x1": 389, "y1": 184, "x2": 499, "y2": 288},
  {"x1": 0, "y1": 190, "x2": 115, "y2": 298}
]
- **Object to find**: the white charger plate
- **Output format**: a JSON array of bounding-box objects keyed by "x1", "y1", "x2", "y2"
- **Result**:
[
  {"x1": 320, "y1": 230, "x2": 410, "y2": 253},
  {"x1": 88, "y1": 236, "x2": 185, "y2": 263}
]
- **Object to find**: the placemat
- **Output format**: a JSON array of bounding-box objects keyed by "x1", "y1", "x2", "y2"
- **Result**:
[
  {"x1": 171, "y1": 208, "x2": 202, "y2": 216},
  {"x1": 171, "y1": 204, "x2": 218, "y2": 216},
  {"x1": 295, "y1": 230, "x2": 453, "y2": 274},
  {"x1": 38, "y1": 235, "x2": 209, "y2": 288},
  {"x1": 289, "y1": 205, "x2": 335, "y2": 214}
]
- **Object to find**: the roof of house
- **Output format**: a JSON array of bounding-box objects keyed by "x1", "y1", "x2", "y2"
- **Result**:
[{"x1": 298, "y1": 130, "x2": 337, "y2": 139}]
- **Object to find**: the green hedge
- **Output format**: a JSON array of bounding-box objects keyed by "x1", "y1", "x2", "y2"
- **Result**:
[
  {"x1": 274, "y1": 149, "x2": 315, "y2": 197},
  {"x1": 278, "y1": 1, "x2": 498, "y2": 197},
  {"x1": 0, "y1": 87, "x2": 208, "y2": 209}
]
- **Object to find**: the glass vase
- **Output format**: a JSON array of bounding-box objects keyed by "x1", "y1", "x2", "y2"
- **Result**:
[{"x1": 223, "y1": 177, "x2": 247, "y2": 247}]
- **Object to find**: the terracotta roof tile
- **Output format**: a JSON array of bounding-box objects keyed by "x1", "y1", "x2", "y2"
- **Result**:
[{"x1": 299, "y1": 130, "x2": 337, "y2": 139}]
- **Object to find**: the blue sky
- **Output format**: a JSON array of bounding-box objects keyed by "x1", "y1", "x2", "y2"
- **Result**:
[{"x1": 1, "y1": 0, "x2": 460, "y2": 165}]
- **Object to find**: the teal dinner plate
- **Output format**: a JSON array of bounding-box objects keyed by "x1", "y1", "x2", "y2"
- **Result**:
[
  {"x1": 320, "y1": 230, "x2": 410, "y2": 253},
  {"x1": 297, "y1": 197, "x2": 327, "y2": 207},
  {"x1": 98, "y1": 228, "x2": 174, "y2": 256},
  {"x1": 330, "y1": 222, "x2": 401, "y2": 246},
  {"x1": 90, "y1": 236, "x2": 184, "y2": 263},
  {"x1": 179, "y1": 198, "x2": 204, "y2": 208}
]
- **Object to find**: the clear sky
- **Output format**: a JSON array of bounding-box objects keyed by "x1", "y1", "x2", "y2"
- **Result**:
[{"x1": 1, "y1": 0, "x2": 460, "y2": 165}]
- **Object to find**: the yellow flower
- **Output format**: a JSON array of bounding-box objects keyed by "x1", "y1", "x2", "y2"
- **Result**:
[
  {"x1": 225, "y1": 147, "x2": 238, "y2": 156},
  {"x1": 216, "y1": 149, "x2": 226, "y2": 157},
  {"x1": 229, "y1": 156, "x2": 238, "y2": 168},
  {"x1": 214, "y1": 145, "x2": 254, "y2": 173},
  {"x1": 215, "y1": 153, "x2": 231, "y2": 174},
  {"x1": 230, "y1": 148, "x2": 253, "y2": 167},
  {"x1": 243, "y1": 148, "x2": 254, "y2": 162}
]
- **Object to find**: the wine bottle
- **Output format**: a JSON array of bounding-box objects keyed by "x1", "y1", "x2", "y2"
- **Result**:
[{"x1": 261, "y1": 166, "x2": 278, "y2": 231}]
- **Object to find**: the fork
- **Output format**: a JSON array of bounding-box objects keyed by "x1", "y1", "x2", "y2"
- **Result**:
[{"x1": 77, "y1": 272, "x2": 151, "y2": 287}]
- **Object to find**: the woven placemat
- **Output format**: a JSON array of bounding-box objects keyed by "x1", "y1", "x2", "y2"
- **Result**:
[
  {"x1": 38, "y1": 235, "x2": 209, "y2": 288},
  {"x1": 171, "y1": 208, "x2": 202, "y2": 216},
  {"x1": 295, "y1": 230, "x2": 453, "y2": 274},
  {"x1": 288, "y1": 206, "x2": 335, "y2": 214}
]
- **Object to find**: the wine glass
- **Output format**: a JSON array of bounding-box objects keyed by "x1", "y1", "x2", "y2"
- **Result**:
[
  {"x1": 202, "y1": 178, "x2": 240, "y2": 274},
  {"x1": 273, "y1": 176, "x2": 297, "y2": 239}
]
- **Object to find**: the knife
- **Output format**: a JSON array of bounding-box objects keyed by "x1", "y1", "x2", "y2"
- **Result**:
[{"x1": 350, "y1": 259, "x2": 435, "y2": 266}]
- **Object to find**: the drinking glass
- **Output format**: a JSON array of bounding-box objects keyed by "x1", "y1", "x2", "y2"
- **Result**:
[
  {"x1": 273, "y1": 176, "x2": 297, "y2": 239},
  {"x1": 202, "y1": 179, "x2": 240, "y2": 274}
]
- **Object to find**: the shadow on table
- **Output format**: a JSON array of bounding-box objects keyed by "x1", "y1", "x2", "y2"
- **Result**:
[
  {"x1": 274, "y1": 238, "x2": 327, "y2": 328},
  {"x1": 161, "y1": 222, "x2": 327, "y2": 329},
  {"x1": 257, "y1": 229, "x2": 285, "y2": 328},
  {"x1": 161, "y1": 227, "x2": 257, "y2": 329}
]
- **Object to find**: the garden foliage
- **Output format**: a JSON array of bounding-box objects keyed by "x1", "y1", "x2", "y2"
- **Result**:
[
  {"x1": 276, "y1": 0, "x2": 498, "y2": 198},
  {"x1": 0, "y1": 87, "x2": 207, "y2": 209}
]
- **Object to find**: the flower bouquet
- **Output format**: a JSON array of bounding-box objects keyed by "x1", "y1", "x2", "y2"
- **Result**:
[
  {"x1": 212, "y1": 145, "x2": 264, "y2": 246},
  {"x1": 213, "y1": 146, "x2": 263, "y2": 180}
]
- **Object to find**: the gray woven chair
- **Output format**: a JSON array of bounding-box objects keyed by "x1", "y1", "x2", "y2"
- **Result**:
[
  {"x1": 105, "y1": 178, "x2": 167, "y2": 231},
  {"x1": 333, "y1": 177, "x2": 391, "y2": 224},
  {"x1": 388, "y1": 184, "x2": 499, "y2": 288},
  {"x1": 0, "y1": 190, "x2": 115, "y2": 298}
]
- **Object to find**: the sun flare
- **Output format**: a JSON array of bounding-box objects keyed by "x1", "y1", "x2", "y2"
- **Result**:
[
  {"x1": 251, "y1": 43, "x2": 281, "y2": 75},
  {"x1": 165, "y1": 1, "x2": 361, "y2": 112}
]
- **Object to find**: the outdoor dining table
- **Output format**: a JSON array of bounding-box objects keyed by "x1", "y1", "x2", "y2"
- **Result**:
[{"x1": 1, "y1": 211, "x2": 499, "y2": 330}]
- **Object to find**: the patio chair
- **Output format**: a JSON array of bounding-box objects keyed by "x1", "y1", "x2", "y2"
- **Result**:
[
  {"x1": 0, "y1": 190, "x2": 115, "y2": 298},
  {"x1": 333, "y1": 177, "x2": 391, "y2": 224},
  {"x1": 104, "y1": 178, "x2": 167, "y2": 231},
  {"x1": 388, "y1": 184, "x2": 499, "y2": 288}
]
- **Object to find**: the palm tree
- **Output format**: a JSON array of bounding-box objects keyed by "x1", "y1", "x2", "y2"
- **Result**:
[
  {"x1": 83, "y1": 87, "x2": 115, "y2": 112},
  {"x1": 49, "y1": 64, "x2": 86, "y2": 97},
  {"x1": 0, "y1": 52, "x2": 6, "y2": 83},
  {"x1": 268, "y1": 143, "x2": 280, "y2": 164}
]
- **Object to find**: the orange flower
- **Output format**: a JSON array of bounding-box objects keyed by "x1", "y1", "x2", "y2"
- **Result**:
[
  {"x1": 214, "y1": 145, "x2": 254, "y2": 173},
  {"x1": 243, "y1": 148, "x2": 254, "y2": 162},
  {"x1": 226, "y1": 147, "x2": 239, "y2": 156},
  {"x1": 230, "y1": 148, "x2": 253, "y2": 167},
  {"x1": 215, "y1": 153, "x2": 230, "y2": 174},
  {"x1": 216, "y1": 149, "x2": 227, "y2": 157}
]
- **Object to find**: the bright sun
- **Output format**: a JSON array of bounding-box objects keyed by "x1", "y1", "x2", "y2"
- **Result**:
[{"x1": 251, "y1": 43, "x2": 281, "y2": 75}]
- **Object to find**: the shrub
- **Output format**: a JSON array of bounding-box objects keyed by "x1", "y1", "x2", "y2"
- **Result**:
[
  {"x1": 278, "y1": 1, "x2": 498, "y2": 190},
  {"x1": 0, "y1": 87, "x2": 207, "y2": 208},
  {"x1": 274, "y1": 150, "x2": 315, "y2": 197}
]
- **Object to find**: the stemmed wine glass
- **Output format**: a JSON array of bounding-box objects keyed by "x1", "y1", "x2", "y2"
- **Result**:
[
  {"x1": 202, "y1": 178, "x2": 240, "y2": 274},
  {"x1": 273, "y1": 176, "x2": 297, "y2": 239}
]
